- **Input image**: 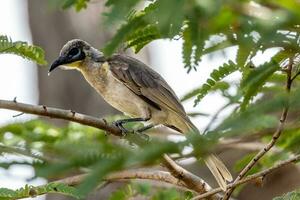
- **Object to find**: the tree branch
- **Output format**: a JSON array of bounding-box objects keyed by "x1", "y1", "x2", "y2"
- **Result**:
[
  {"x1": 204, "y1": 102, "x2": 232, "y2": 133},
  {"x1": 0, "y1": 99, "x2": 214, "y2": 197},
  {"x1": 26, "y1": 169, "x2": 191, "y2": 199},
  {"x1": 56, "y1": 169, "x2": 188, "y2": 188},
  {"x1": 54, "y1": 157, "x2": 219, "y2": 199},
  {"x1": 192, "y1": 154, "x2": 300, "y2": 200},
  {"x1": 162, "y1": 154, "x2": 220, "y2": 199},
  {"x1": 0, "y1": 99, "x2": 123, "y2": 136},
  {"x1": 222, "y1": 57, "x2": 294, "y2": 199}
]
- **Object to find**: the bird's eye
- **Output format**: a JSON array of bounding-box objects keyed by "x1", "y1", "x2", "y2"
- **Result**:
[{"x1": 68, "y1": 48, "x2": 81, "y2": 58}]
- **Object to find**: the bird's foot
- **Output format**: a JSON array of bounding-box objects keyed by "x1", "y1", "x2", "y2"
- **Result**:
[
  {"x1": 113, "y1": 120, "x2": 131, "y2": 136},
  {"x1": 112, "y1": 119, "x2": 153, "y2": 140}
]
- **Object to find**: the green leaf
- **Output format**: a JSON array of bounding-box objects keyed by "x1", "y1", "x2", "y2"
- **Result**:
[
  {"x1": 126, "y1": 24, "x2": 160, "y2": 53},
  {"x1": 182, "y1": 23, "x2": 193, "y2": 70},
  {"x1": 152, "y1": 188, "x2": 181, "y2": 200},
  {"x1": 61, "y1": 0, "x2": 89, "y2": 11},
  {"x1": 36, "y1": 183, "x2": 81, "y2": 199},
  {"x1": 133, "y1": 183, "x2": 151, "y2": 196},
  {"x1": 104, "y1": 0, "x2": 140, "y2": 24},
  {"x1": 128, "y1": 139, "x2": 181, "y2": 165},
  {"x1": 0, "y1": 183, "x2": 80, "y2": 200},
  {"x1": 103, "y1": 0, "x2": 186, "y2": 55},
  {"x1": 273, "y1": 190, "x2": 300, "y2": 200},
  {"x1": 102, "y1": 13, "x2": 146, "y2": 56},
  {"x1": 182, "y1": 17, "x2": 208, "y2": 72},
  {"x1": 61, "y1": 0, "x2": 76, "y2": 9},
  {"x1": 240, "y1": 59, "x2": 280, "y2": 109},
  {"x1": 108, "y1": 183, "x2": 152, "y2": 200},
  {"x1": 213, "y1": 94, "x2": 288, "y2": 138},
  {"x1": 150, "y1": 0, "x2": 185, "y2": 38},
  {"x1": 181, "y1": 61, "x2": 237, "y2": 104},
  {"x1": 77, "y1": 157, "x2": 125, "y2": 196},
  {"x1": 109, "y1": 184, "x2": 134, "y2": 200},
  {"x1": 0, "y1": 35, "x2": 47, "y2": 65}
]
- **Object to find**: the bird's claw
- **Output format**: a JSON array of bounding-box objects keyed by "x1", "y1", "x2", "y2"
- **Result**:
[
  {"x1": 112, "y1": 120, "x2": 150, "y2": 140},
  {"x1": 113, "y1": 121, "x2": 130, "y2": 136}
]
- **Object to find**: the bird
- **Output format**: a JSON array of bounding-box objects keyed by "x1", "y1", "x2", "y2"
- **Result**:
[{"x1": 49, "y1": 39, "x2": 232, "y2": 190}]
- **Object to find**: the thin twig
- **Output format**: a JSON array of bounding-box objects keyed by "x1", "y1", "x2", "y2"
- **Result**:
[
  {"x1": 222, "y1": 57, "x2": 294, "y2": 199},
  {"x1": 192, "y1": 154, "x2": 300, "y2": 200},
  {"x1": 12, "y1": 112, "x2": 24, "y2": 118},
  {"x1": 0, "y1": 144, "x2": 49, "y2": 161},
  {"x1": 204, "y1": 102, "x2": 231, "y2": 133},
  {"x1": 291, "y1": 71, "x2": 300, "y2": 82},
  {"x1": 171, "y1": 139, "x2": 282, "y2": 161}
]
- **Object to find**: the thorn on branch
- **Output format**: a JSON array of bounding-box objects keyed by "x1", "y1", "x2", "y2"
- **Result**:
[
  {"x1": 252, "y1": 176, "x2": 264, "y2": 187},
  {"x1": 13, "y1": 112, "x2": 24, "y2": 118},
  {"x1": 102, "y1": 119, "x2": 109, "y2": 136},
  {"x1": 102, "y1": 118, "x2": 107, "y2": 124},
  {"x1": 29, "y1": 188, "x2": 37, "y2": 197},
  {"x1": 70, "y1": 110, "x2": 76, "y2": 117},
  {"x1": 13, "y1": 97, "x2": 17, "y2": 103},
  {"x1": 42, "y1": 105, "x2": 47, "y2": 112},
  {"x1": 173, "y1": 35, "x2": 182, "y2": 40}
]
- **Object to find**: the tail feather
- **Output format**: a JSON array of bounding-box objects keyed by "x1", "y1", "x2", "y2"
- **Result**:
[
  {"x1": 168, "y1": 113, "x2": 232, "y2": 190},
  {"x1": 209, "y1": 154, "x2": 233, "y2": 182},
  {"x1": 204, "y1": 155, "x2": 233, "y2": 191}
]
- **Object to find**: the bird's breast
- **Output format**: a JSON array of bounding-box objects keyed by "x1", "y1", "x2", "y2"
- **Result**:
[{"x1": 83, "y1": 66, "x2": 151, "y2": 118}]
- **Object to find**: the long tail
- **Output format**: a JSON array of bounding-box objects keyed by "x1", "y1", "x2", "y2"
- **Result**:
[
  {"x1": 169, "y1": 115, "x2": 233, "y2": 191},
  {"x1": 204, "y1": 154, "x2": 233, "y2": 191}
]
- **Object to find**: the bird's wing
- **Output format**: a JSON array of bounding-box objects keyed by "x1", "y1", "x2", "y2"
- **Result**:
[{"x1": 107, "y1": 54, "x2": 188, "y2": 120}]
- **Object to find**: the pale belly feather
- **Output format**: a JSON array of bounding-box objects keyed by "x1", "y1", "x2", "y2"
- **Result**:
[
  {"x1": 102, "y1": 78, "x2": 150, "y2": 118},
  {"x1": 82, "y1": 65, "x2": 169, "y2": 125}
]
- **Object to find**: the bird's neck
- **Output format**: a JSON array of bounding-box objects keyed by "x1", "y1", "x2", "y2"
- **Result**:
[{"x1": 80, "y1": 61, "x2": 109, "y2": 94}]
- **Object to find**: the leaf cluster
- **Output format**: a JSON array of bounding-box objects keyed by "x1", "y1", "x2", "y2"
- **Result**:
[
  {"x1": 0, "y1": 35, "x2": 47, "y2": 65},
  {"x1": 0, "y1": 120, "x2": 203, "y2": 199}
]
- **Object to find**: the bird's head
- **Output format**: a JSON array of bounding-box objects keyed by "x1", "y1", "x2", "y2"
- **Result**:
[{"x1": 49, "y1": 39, "x2": 105, "y2": 73}]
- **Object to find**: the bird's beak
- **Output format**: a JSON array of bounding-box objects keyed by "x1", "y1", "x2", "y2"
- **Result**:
[{"x1": 49, "y1": 56, "x2": 68, "y2": 73}]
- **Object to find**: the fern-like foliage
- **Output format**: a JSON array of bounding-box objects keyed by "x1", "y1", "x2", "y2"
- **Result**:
[
  {"x1": 108, "y1": 182, "x2": 192, "y2": 200},
  {"x1": 273, "y1": 190, "x2": 300, "y2": 200},
  {"x1": 240, "y1": 60, "x2": 280, "y2": 110},
  {"x1": 0, "y1": 183, "x2": 80, "y2": 200},
  {"x1": 61, "y1": 0, "x2": 89, "y2": 11},
  {"x1": 0, "y1": 120, "x2": 191, "y2": 198},
  {"x1": 181, "y1": 60, "x2": 237, "y2": 105},
  {"x1": 126, "y1": 24, "x2": 160, "y2": 53},
  {"x1": 103, "y1": 0, "x2": 186, "y2": 56},
  {"x1": 104, "y1": 0, "x2": 140, "y2": 25},
  {"x1": 102, "y1": 11, "x2": 147, "y2": 55},
  {"x1": 61, "y1": 0, "x2": 300, "y2": 74},
  {"x1": 0, "y1": 35, "x2": 47, "y2": 65},
  {"x1": 182, "y1": 19, "x2": 208, "y2": 72},
  {"x1": 182, "y1": 23, "x2": 193, "y2": 70}
]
